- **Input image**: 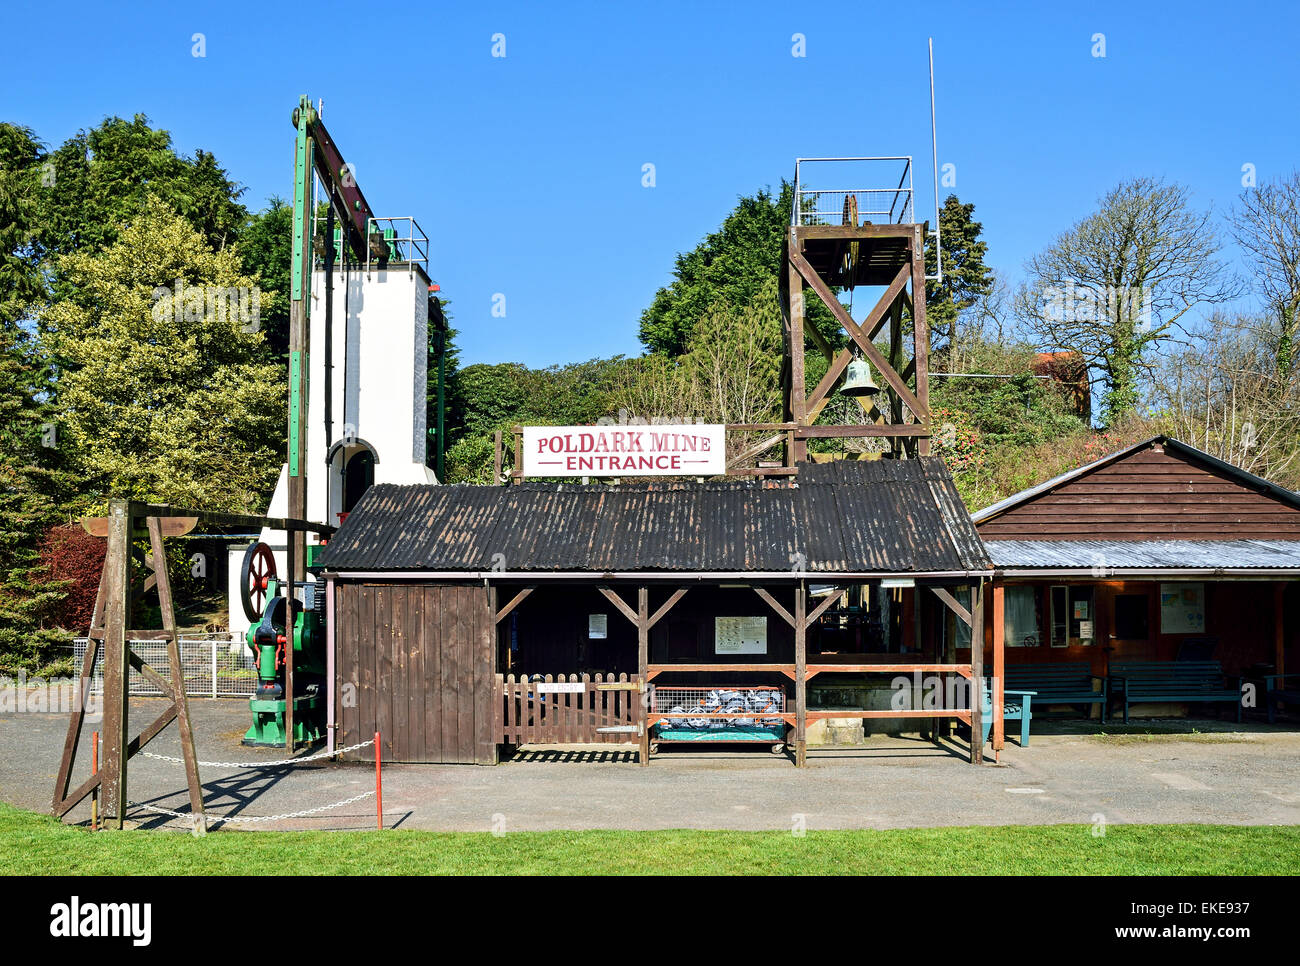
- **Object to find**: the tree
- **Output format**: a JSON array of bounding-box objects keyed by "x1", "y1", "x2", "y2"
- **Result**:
[
  {"x1": 1018, "y1": 178, "x2": 1240, "y2": 426},
  {"x1": 40, "y1": 197, "x2": 283, "y2": 511},
  {"x1": 616, "y1": 280, "x2": 783, "y2": 466},
  {"x1": 1228, "y1": 172, "x2": 1300, "y2": 379},
  {"x1": 1149, "y1": 313, "x2": 1300, "y2": 489},
  {"x1": 924, "y1": 194, "x2": 995, "y2": 350},
  {"x1": 440, "y1": 355, "x2": 630, "y2": 482},
  {"x1": 235, "y1": 196, "x2": 294, "y2": 372},
  {"x1": 0, "y1": 124, "x2": 76, "y2": 673},
  {"x1": 639, "y1": 182, "x2": 840, "y2": 356},
  {"x1": 0, "y1": 124, "x2": 46, "y2": 324},
  {"x1": 35, "y1": 115, "x2": 247, "y2": 276},
  {"x1": 0, "y1": 321, "x2": 74, "y2": 673}
]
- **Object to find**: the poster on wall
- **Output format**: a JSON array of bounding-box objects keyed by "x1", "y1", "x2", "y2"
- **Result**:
[
  {"x1": 588, "y1": 614, "x2": 607, "y2": 639},
  {"x1": 1160, "y1": 583, "x2": 1205, "y2": 634},
  {"x1": 715, "y1": 616, "x2": 767, "y2": 655}
]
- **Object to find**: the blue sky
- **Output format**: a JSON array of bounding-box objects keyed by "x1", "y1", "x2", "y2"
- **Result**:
[{"x1": 7, "y1": 0, "x2": 1298, "y2": 368}]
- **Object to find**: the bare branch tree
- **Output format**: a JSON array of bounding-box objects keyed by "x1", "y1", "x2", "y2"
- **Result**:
[
  {"x1": 1018, "y1": 178, "x2": 1241, "y2": 425},
  {"x1": 1227, "y1": 171, "x2": 1300, "y2": 378},
  {"x1": 1148, "y1": 313, "x2": 1300, "y2": 488}
]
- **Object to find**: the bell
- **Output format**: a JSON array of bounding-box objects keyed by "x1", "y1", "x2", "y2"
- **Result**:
[{"x1": 840, "y1": 358, "x2": 880, "y2": 396}]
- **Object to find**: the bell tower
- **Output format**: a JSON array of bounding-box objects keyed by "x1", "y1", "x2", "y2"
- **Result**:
[{"x1": 781, "y1": 157, "x2": 934, "y2": 460}]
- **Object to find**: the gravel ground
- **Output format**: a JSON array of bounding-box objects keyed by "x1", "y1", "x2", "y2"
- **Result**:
[{"x1": 4, "y1": 694, "x2": 1299, "y2": 832}]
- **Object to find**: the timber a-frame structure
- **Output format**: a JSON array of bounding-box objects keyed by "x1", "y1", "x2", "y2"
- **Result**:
[{"x1": 780, "y1": 157, "x2": 932, "y2": 463}]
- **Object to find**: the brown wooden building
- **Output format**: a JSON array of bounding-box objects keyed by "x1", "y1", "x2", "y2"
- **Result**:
[
  {"x1": 315, "y1": 459, "x2": 994, "y2": 766},
  {"x1": 971, "y1": 436, "x2": 1300, "y2": 705}
]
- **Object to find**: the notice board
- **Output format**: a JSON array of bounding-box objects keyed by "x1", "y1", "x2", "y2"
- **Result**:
[
  {"x1": 715, "y1": 616, "x2": 768, "y2": 655},
  {"x1": 1160, "y1": 583, "x2": 1205, "y2": 634}
]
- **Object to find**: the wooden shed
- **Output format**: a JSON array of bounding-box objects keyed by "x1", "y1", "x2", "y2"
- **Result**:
[
  {"x1": 971, "y1": 436, "x2": 1300, "y2": 704},
  {"x1": 315, "y1": 458, "x2": 994, "y2": 766}
]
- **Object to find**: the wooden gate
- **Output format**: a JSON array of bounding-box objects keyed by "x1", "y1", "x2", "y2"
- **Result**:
[{"x1": 496, "y1": 673, "x2": 644, "y2": 745}]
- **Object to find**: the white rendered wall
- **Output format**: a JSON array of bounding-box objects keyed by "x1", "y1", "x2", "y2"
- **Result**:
[{"x1": 228, "y1": 264, "x2": 437, "y2": 633}]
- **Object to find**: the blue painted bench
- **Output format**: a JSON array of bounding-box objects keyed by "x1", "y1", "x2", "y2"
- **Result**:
[
  {"x1": 1264, "y1": 673, "x2": 1300, "y2": 724},
  {"x1": 980, "y1": 679, "x2": 1035, "y2": 747},
  {"x1": 1109, "y1": 661, "x2": 1242, "y2": 724},
  {"x1": 1004, "y1": 663, "x2": 1108, "y2": 722}
]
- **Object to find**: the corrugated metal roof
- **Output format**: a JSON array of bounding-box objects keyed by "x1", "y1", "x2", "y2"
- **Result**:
[
  {"x1": 317, "y1": 458, "x2": 991, "y2": 575},
  {"x1": 985, "y1": 539, "x2": 1300, "y2": 570}
]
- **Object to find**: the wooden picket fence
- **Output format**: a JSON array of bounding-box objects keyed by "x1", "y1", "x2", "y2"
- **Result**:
[{"x1": 496, "y1": 673, "x2": 643, "y2": 745}]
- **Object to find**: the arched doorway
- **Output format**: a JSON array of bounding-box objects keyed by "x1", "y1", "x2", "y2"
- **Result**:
[{"x1": 326, "y1": 438, "x2": 380, "y2": 525}]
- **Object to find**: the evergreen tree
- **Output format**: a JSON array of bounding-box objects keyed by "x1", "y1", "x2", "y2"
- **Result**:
[
  {"x1": 924, "y1": 195, "x2": 994, "y2": 350},
  {"x1": 639, "y1": 182, "x2": 840, "y2": 356}
]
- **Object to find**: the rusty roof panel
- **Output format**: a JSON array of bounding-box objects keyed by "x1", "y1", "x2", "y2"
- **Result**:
[{"x1": 316, "y1": 457, "x2": 992, "y2": 574}]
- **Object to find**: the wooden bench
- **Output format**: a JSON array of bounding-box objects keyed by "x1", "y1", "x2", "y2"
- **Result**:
[
  {"x1": 980, "y1": 679, "x2": 1035, "y2": 747},
  {"x1": 1109, "y1": 661, "x2": 1242, "y2": 724},
  {"x1": 1004, "y1": 663, "x2": 1108, "y2": 722},
  {"x1": 1264, "y1": 673, "x2": 1300, "y2": 724}
]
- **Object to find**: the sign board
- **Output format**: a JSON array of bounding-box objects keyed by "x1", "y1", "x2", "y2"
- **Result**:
[
  {"x1": 1160, "y1": 583, "x2": 1205, "y2": 634},
  {"x1": 588, "y1": 614, "x2": 607, "y2": 639},
  {"x1": 521, "y1": 424, "x2": 726, "y2": 477},
  {"x1": 715, "y1": 616, "x2": 767, "y2": 655},
  {"x1": 533, "y1": 682, "x2": 587, "y2": 694},
  {"x1": 1078, "y1": 620, "x2": 1094, "y2": 641}
]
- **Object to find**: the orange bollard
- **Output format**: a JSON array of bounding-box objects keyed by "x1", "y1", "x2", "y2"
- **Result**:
[
  {"x1": 91, "y1": 730, "x2": 99, "y2": 832},
  {"x1": 374, "y1": 731, "x2": 383, "y2": 830}
]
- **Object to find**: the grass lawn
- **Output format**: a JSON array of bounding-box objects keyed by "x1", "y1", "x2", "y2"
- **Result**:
[{"x1": 2, "y1": 803, "x2": 1297, "y2": 875}]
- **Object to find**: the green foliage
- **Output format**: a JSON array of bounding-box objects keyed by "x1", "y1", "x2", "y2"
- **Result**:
[
  {"x1": 40, "y1": 197, "x2": 283, "y2": 511},
  {"x1": 0, "y1": 325, "x2": 73, "y2": 674},
  {"x1": 925, "y1": 195, "x2": 994, "y2": 348},
  {"x1": 444, "y1": 434, "x2": 499, "y2": 485},
  {"x1": 442, "y1": 356, "x2": 630, "y2": 483},
  {"x1": 639, "y1": 183, "x2": 839, "y2": 356},
  {"x1": 0, "y1": 124, "x2": 76, "y2": 673},
  {"x1": 35, "y1": 115, "x2": 247, "y2": 274},
  {"x1": 234, "y1": 196, "x2": 293, "y2": 372},
  {"x1": 926, "y1": 338, "x2": 1093, "y2": 510}
]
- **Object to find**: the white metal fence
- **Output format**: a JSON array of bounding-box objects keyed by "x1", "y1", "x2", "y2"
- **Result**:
[
  {"x1": 792, "y1": 157, "x2": 915, "y2": 226},
  {"x1": 71, "y1": 637, "x2": 259, "y2": 698}
]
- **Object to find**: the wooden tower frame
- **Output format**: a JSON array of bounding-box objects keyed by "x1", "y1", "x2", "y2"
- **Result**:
[
  {"x1": 781, "y1": 160, "x2": 932, "y2": 463},
  {"x1": 53, "y1": 500, "x2": 333, "y2": 829}
]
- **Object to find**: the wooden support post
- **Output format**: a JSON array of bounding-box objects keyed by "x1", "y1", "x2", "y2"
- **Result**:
[
  {"x1": 53, "y1": 617, "x2": 100, "y2": 811},
  {"x1": 101, "y1": 500, "x2": 131, "y2": 827},
  {"x1": 911, "y1": 224, "x2": 931, "y2": 456},
  {"x1": 638, "y1": 586, "x2": 650, "y2": 766},
  {"x1": 992, "y1": 581, "x2": 1005, "y2": 757},
  {"x1": 493, "y1": 429, "x2": 504, "y2": 484},
  {"x1": 969, "y1": 579, "x2": 984, "y2": 765},
  {"x1": 1276, "y1": 582, "x2": 1287, "y2": 678},
  {"x1": 889, "y1": 291, "x2": 904, "y2": 458},
  {"x1": 147, "y1": 518, "x2": 205, "y2": 826},
  {"x1": 786, "y1": 240, "x2": 808, "y2": 464},
  {"x1": 795, "y1": 582, "x2": 807, "y2": 767}
]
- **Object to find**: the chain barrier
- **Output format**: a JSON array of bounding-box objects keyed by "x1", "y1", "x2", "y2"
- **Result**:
[
  {"x1": 128, "y1": 790, "x2": 376, "y2": 826},
  {"x1": 140, "y1": 738, "x2": 375, "y2": 770}
]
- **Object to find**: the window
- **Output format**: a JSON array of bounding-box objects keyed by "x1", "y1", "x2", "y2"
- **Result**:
[
  {"x1": 1114, "y1": 593, "x2": 1150, "y2": 641},
  {"x1": 1050, "y1": 586, "x2": 1068, "y2": 647},
  {"x1": 1004, "y1": 586, "x2": 1040, "y2": 647},
  {"x1": 1050, "y1": 585, "x2": 1096, "y2": 645}
]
